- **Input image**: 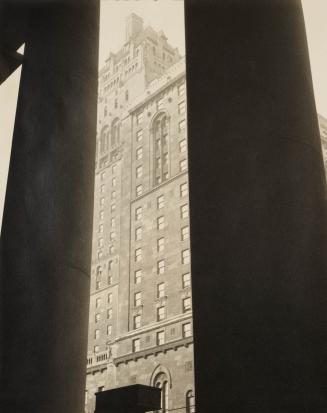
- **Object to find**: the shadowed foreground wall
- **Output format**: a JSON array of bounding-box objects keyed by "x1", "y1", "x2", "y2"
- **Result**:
[
  {"x1": 0, "y1": 3, "x2": 99, "y2": 413},
  {"x1": 185, "y1": 0, "x2": 327, "y2": 412}
]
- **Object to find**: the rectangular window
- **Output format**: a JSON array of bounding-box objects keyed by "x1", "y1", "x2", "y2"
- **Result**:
[
  {"x1": 157, "y1": 216, "x2": 164, "y2": 230},
  {"x1": 180, "y1": 159, "x2": 187, "y2": 172},
  {"x1": 111, "y1": 218, "x2": 115, "y2": 227},
  {"x1": 178, "y1": 119, "x2": 186, "y2": 132},
  {"x1": 98, "y1": 238, "x2": 104, "y2": 247},
  {"x1": 157, "y1": 259, "x2": 165, "y2": 275},
  {"x1": 100, "y1": 197, "x2": 105, "y2": 206},
  {"x1": 157, "y1": 306, "x2": 165, "y2": 321},
  {"x1": 179, "y1": 139, "x2": 187, "y2": 153},
  {"x1": 178, "y1": 100, "x2": 186, "y2": 116},
  {"x1": 134, "y1": 292, "x2": 142, "y2": 307},
  {"x1": 157, "y1": 195, "x2": 164, "y2": 209},
  {"x1": 96, "y1": 297, "x2": 102, "y2": 308},
  {"x1": 156, "y1": 331, "x2": 165, "y2": 345},
  {"x1": 110, "y1": 232, "x2": 115, "y2": 241},
  {"x1": 98, "y1": 251, "x2": 103, "y2": 260},
  {"x1": 99, "y1": 224, "x2": 104, "y2": 233},
  {"x1": 96, "y1": 280, "x2": 101, "y2": 290},
  {"x1": 183, "y1": 323, "x2": 192, "y2": 338},
  {"x1": 157, "y1": 237, "x2": 165, "y2": 252},
  {"x1": 108, "y1": 260, "x2": 113, "y2": 271},
  {"x1": 183, "y1": 297, "x2": 192, "y2": 312},
  {"x1": 136, "y1": 165, "x2": 143, "y2": 178},
  {"x1": 94, "y1": 345, "x2": 99, "y2": 353},
  {"x1": 108, "y1": 275, "x2": 113, "y2": 285},
  {"x1": 135, "y1": 269, "x2": 142, "y2": 284},
  {"x1": 109, "y1": 245, "x2": 114, "y2": 255},
  {"x1": 135, "y1": 227, "x2": 142, "y2": 241},
  {"x1": 112, "y1": 177, "x2": 116, "y2": 187},
  {"x1": 135, "y1": 206, "x2": 142, "y2": 221},
  {"x1": 180, "y1": 182, "x2": 188, "y2": 197},
  {"x1": 100, "y1": 184, "x2": 105, "y2": 193},
  {"x1": 136, "y1": 129, "x2": 143, "y2": 142},
  {"x1": 182, "y1": 273, "x2": 191, "y2": 288},
  {"x1": 157, "y1": 282, "x2": 165, "y2": 298},
  {"x1": 95, "y1": 313, "x2": 101, "y2": 323},
  {"x1": 134, "y1": 315, "x2": 141, "y2": 329},
  {"x1": 101, "y1": 171, "x2": 106, "y2": 180},
  {"x1": 100, "y1": 210, "x2": 105, "y2": 220},
  {"x1": 94, "y1": 329, "x2": 100, "y2": 340},
  {"x1": 135, "y1": 248, "x2": 142, "y2": 262},
  {"x1": 136, "y1": 184, "x2": 143, "y2": 197},
  {"x1": 108, "y1": 293, "x2": 112, "y2": 304},
  {"x1": 111, "y1": 191, "x2": 116, "y2": 200},
  {"x1": 107, "y1": 308, "x2": 113, "y2": 319},
  {"x1": 132, "y1": 338, "x2": 140, "y2": 352},
  {"x1": 136, "y1": 147, "x2": 143, "y2": 160},
  {"x1": 111, "y1": 204, "x2": 116, "y2": 213},
  {"x1": 181, "y1": 226, "x2": 189, "y2": 241},
  {"x1": 178, "y1": 82, "x2": 186, "y2": 96},
  {"x1": 182, "y1": 249, "x2": 190, "y2": 265},
  {"x1": 181, "y1": 204, "x2": 189, "y2": 219},
  {"x1": 112, "y1": 164, "x2": 117, "y2": 174},
  {"x1": 107, "y1": 325, "x2": 112, "y2": 335},
  {"x1": 136, "y1": 112, "x2": 143, "y2": 125}
]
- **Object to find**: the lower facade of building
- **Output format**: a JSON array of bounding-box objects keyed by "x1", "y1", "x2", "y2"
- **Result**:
[{"x1": 85, "y1": 340, "x2": 194, "y2": 413}]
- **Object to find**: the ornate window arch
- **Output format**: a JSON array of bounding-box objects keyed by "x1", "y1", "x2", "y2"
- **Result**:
[
  {"x1": 152, "y1": 112, "x2": 170, "y2": 186},
  {"x1": 154, "y1": 373, "x2": 168, "y2": 413},
  {"x1": 111, "y1": 118, "x2": 120, "y2": 148}
]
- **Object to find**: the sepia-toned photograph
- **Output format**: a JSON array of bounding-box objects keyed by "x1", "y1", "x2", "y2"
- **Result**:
[{"x1": 0, "y1": 1, "x2": 326, "y2": 413}]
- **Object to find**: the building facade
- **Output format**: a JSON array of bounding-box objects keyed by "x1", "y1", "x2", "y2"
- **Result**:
[{"x1": 85, "y1": 14, "x2": 195, "y2": 413}]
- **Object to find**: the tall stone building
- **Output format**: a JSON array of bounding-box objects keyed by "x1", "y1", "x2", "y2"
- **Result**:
[{"x1": 85, "y1": 14, "x2": 195, "y2": 413}]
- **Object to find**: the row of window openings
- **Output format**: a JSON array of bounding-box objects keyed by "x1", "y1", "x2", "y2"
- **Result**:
[
  {"x1": 100, "y1": 177, "x2": 116, "y2": 194},
  {"x1": 98, "y1": 208, "x2": 188, "y2": 242},
  {"x1": 135, "y1": 202, "x2": 189, "y2": 223},
  {"x1": 94, "y1": 296, "x2": 191, "y2": 327},
  {"x1": 100, "y1": 164, "x2": 118, "y2": 182},
  {"x1": 94, "y1": 273, "x2": 191, "y2": 316},
  {"x1": 100, "y1": 176, "x2": 187, "y2": 208},
  {"x1": 135, "y1": 158, "x2": 187, "y2": 183},
  {"x1": 131, "y1": 322, "x2": 192, "y2": 353},
  {"x1": 135, "y1": 178, "x2": 187, "y2": 199},
  {"x1": 98, "y1": 204, "x2": 189, "y2": 245},
  {"x1": 93, "y1": 322, "x2": 192, "y2": 354},
  {"x1": 134, "y1": 136, "x2": 186, "y2": 163},
  {"x1": 135, "y1": 226, "x2": 189, "y2": 245},
  {"x1": 135, "y1": 84, "x2": 185, "y2": 126},
  {"x1": 134, "y1": 249, "x2": 190, "y2": 270}
]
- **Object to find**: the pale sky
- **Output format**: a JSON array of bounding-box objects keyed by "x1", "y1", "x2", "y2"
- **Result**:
[{"x1": 0, "y1": 0, "x2": 326, "y2": 228}]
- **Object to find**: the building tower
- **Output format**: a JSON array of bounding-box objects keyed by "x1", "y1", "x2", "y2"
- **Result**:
[{"x1": 85, "y1": 14, "x2": 195, "y2": 413}]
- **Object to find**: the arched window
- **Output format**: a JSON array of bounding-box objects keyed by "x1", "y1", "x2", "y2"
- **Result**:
[
  {"x1": 111, "y1": 118, "x2": 120, "y2": 148},
  {"x1": 186, "y1": 390, "x2": 195, "y2": 413},
  {"x1": 100, "y1": 126, "x2": 109, "y2": 154},
  {"x1": 154, "y1": 373, "x2": 169, "y2": 413},
  {"x1": 153, "y1": 113, "x2": 169, "y2": 186}
]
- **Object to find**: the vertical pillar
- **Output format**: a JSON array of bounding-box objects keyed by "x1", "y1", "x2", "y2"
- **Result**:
[
  {"x1": 185, "y1": 0, "x2": 327, "y2": 412},
  {"x1": 0, "y1": 2, "x2": 99, "y2": 413}
]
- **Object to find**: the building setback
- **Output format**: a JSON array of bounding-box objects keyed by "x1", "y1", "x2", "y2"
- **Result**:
[{"x1": 85, "y1": 14, "x2": 195, "y2": 413}]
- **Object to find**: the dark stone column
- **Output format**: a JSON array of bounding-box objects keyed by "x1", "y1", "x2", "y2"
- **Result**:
[
  {"x1": 0, "y1": 2, "x2": 99, "y2": 413},
  {"x1": 185, "y1": 0, "x2": 327, "y2": 412}
]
